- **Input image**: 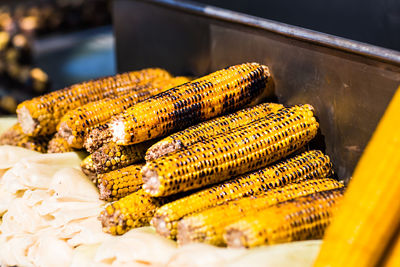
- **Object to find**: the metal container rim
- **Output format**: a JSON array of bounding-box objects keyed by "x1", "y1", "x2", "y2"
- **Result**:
[{"x1": 140, "y1": 0, "x2": 400, "y2": 66}]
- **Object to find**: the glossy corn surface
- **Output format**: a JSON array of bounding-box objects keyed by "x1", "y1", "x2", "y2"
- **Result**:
[
  {"x1": 80, "y1": 154, "x2": 97, "y2": 183},
  {"x1": 92, "y1": 141, "x2": 151, "y2": 173},
  {"x1": 177, "y1": 179, "x2": 343, "y2": 246},
  {"x1": 57, "y1": 76, "x2": 190, "y2": 149},
  {"x1": 97, "y1": 164, "x2": 144, "y2": 201},
  {"x1": 47, "y1": 134, "x2": 73, "y2": 153},
  {"x1": 142, "y1": 105, "x2": 319, "y2": 197},
  {"x1": 152, "y1": 150, "x2": 332, "y2": 239},
  {"x1": 110, "y1": 63, "x2": 272, "y2": 145},
  {"x1": 16, "y1": 68, "x2": 171, "y2": 136},
  {"x1": 224, "y1": 189, "x2": 344, "y2": 248},
  {"x1": 145, "y1": 102, "x2": 284, "y2": 161},
  {"x1": 99, "y1": 189, "x2": 169, "y2": 235},
  {"x1": 0, "y1": 123, "x2": 49, "y2": 152},
  {"x1": 83, "y1": 123, "x2": 112, "y2": 153},
  {"x1": 314, "y1": 87, "x2": 400, "y2": 267}
]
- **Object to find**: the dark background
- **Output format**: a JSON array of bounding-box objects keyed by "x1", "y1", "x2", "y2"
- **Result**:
[{"x1": 195, "y1": 0, "x2": 400, "y2": 51}]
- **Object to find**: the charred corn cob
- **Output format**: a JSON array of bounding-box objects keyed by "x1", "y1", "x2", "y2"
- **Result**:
[
  {"x1": 110, "y1": 63, "x2": 272, "y2": 145},
  {"x1": 97, "y1": 164, "x2": 144, "y2": 201},
  {"x1": 99, "y1": 189, "x2": 170, "y2": 235},
  {"x1": 142, "y1": 105, "x2": 319, "y2": 197},
  {"x1": 145, "y1": 102, "x2": 284, "y2": 161},
  {"x1": 57, "y1": 76, "x2": 190, "y2": 149},
  {"x1": 47, "y1": 133, "x2": 73, "y2": 153},
  {"x1": 83, "y1": 123, "x2": 111, "y2": 153},
  {"x1": 152, "y1": 150, "x2": 333, "y2": 239},
  {"x1": 177, "y1": 179, "x2": 343, "y2": 246},
  {"x1": 16, "y1": 68, "x2": 171, "y2": 136},
  {"x1": 0, "y1": 123, "x2": 49, "y2": 152},
  {"x1": 224, "y1": 188, "x2": 344, "y2": 248},
  {"x1": 80, "y1": 154, "x2": 97, "y2": 183},
  {"x1": 92, "y1": 141, "x2": 151, "y2": 173},
  {"x1": 314, "y1": 87, "x2": 400, "y2": 267}
]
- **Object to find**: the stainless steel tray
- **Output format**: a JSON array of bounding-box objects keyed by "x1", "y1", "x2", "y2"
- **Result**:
[{"x1": 113, "y1": 0, "x2": 400, "y2": 182}]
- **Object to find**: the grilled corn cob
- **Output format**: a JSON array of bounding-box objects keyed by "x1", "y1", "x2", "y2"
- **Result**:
[
  {"x1": 314, "y1": 87, "x2": 400, "y2": 267},
  {"x1": 80, "y1": 154, "x2": 97, "y2": 183},
  {"x1": 142, "y1": 105, "x2": 319, "y2": 197},
  {"x1": 145, "y1": 102, "x2": 284, "y2": 161},
  {"x1": 57, "y1": 76, "x2": 190, "y2": 149},
  {"x1": 92, "y1": 141, "x2": 151, "y2": 173},
  {"x1": 177, "y1": 179, "x2": 343, "y2": 246},
  {"x1": 0, "y1": 123, "x2": 49, "y2": 152},
  {"x1": 99, "y1": 189, "x2": 170, "y2": 235},
  {"x1": 110, "y1": 63, "x2": 272, "y2": 145},
  {"x1": 17, "y1": 68, "x2": 171, "y2": 136},
  {"x1": 224, "y1": 188, "x2": 344, "y2": 248},
  {"x1": 97, "y1": 164, "x2": 144, "y2": 201},
  {"x1": 152, "y1": 150, "x2": 333, "y2": 239},
  {"x1": 47, "y1": 133, "x2": 73, "y2": 153},
  {"x1": 83, "y1": 123, "x2": 112, "y2": 153}
]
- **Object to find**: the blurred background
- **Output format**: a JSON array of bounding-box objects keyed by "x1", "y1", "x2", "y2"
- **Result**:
[{"x1": 0, "y1": 0, "x2": 399, "y2": 115}]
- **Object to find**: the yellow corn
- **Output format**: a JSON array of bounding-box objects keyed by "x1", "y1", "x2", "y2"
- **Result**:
[
  {"x1": 382, "y1": 231, "x2": 400, "y2": 267},
  {"x1": 177, "y1": 179, "x2": 343, "y2": 246},
  {"x1": 224, "y1": 188, "x2": 344, "y2": 248},
  {"x1": 91, "y1": 141, "x2": 151, "y2": 173},
  {"x1": 142, "y1": 105, "x2": 319, "y2": 197},
  {"x1": 110, "y1": 63, "x2": 272, "y2": 145},
  {"x1": 47, "y1": 133, "x2": 73, "y2": 153},
  {"x1": 0, "y1": 123, "x2": 49, "y2": 152},
  {"x1": 99, "y1": 189, "x2": 170, "y2": 235},
  {"x1": 152, "y1": 150, "x2": 332, "y2": 239},
  {"x1": 80, "y1": 154, "x2": 97, "y2": 183},
  {"x1": 57, "y1": 76, "x2": 190, "y2": 149},
  {"x1": 16, "y1": 68, "x2": 171, "y2": 136},
  {"x1": 97, "y1": 164, "x2": 144, "y2": 201},
  {"x1": 314, "y1": 87, "x2": 400, "y2": 267},
  {"x1": 145, "y1": 102, "x2": 284, "y2": 161},
  {"x1": 83, "y1": 123, "x2": 112, "y2": 153}
]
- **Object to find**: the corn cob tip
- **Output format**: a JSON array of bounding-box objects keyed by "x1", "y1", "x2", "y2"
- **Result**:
[
  {"x1": 151, "y1": 215, "x2": 171, "y2": 238},
  {"x1": 142, "y1": 166, "x2": 161, "y2": 196},
  {"x1": 177, "y1": 218, "x2": 204, "y2": 245},
  {"x1": 145, "y1": 140, "x2": 182, "y2": 161},
  {"x1": 99, "y1": 206, "x2": 123, "y2": 235},
  {"x1": 110, "y1": 119, "x2": 127, "y2": 145},
  {"x1": 224, "y1": 230, "x2": 246, "y2": 248},
  {"x1": 57, "y1": 122, "x2": 75, "y2": 145},
  {"x1": 17, "y1": 105, "x2": 37, "y2": 135},
  {"x1": 98, "y1": 179, "x2": 112, "y2": 201}
]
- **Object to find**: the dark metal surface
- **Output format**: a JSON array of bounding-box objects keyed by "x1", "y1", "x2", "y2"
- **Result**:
[{"x1": 114, "y1": 0, "x2": 400, "y2": 182}]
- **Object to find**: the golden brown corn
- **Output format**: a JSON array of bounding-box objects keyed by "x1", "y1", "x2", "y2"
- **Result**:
[
  {"x1": 314, "y1": 87, "x2": 400, "y2": 267},
  {"x1": 145, "y1": 102, "x2": 284, "y2": 161},
  {"x1": 152, "y1": 150, "x2": 333, "y2": 239},
  {"x1": 142, "y1": 105, "x2": 319, "y2": 197},
  {"x1": 57, "y1": 76, "x2": 190, "y2": 149},
  {"x1": 97, "y1": 164, "x2": 144, "y2": 202},
  {"x1": 80, "y1": 154, "x2": 97, "y2": 183},
  {"x1": 177, "y1": 179, "x2": 343, "y2": 246},
  {"x1": 47, "y1": 133, "x2": 73, "y2": 153},
  {"x1": 16, "y1": 68, "x2": 171, "y2": 136},
  {"x1": 99, "y1": 189, "x2": 170, "y2": 235},
  {"x1": 0, "y1": 123, "x2": 49, "y2": 152},
  {"x1": 110, "y1": 63, "x2": 272, "y2": 145},
  {"x1": 83, "y1": 123, "x2": 112, "y2": 153},
  {"x1": 224, "y1": 188, "x2": 344, "y2": 248},
  {"x1": 91, "y1": 141, "x2": 151, "y2": 173}
]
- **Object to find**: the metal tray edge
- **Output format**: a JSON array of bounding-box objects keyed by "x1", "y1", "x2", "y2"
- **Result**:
[{"x1": 145, "y1": 0, "x2": 400, "y2": 66}]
